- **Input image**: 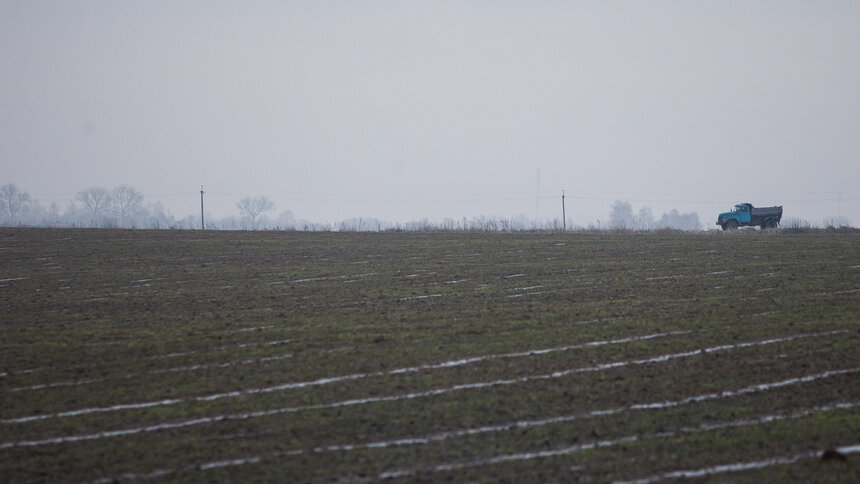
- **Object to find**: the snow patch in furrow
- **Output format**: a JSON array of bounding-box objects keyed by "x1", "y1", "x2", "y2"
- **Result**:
[
  {"x1": 9, "y1": 369, "x2": 858, "y2": 459},
  {"x1": 740, "y1": 310, "x2": 779, "y2": 318},
  {"x1": 0, "y1": 416, "x2": 219, "y2": 449},
  {"x1": 381, "y1": 437, "x2": 641, "y2": 478},
  {"x1": 574, "y1": 317, "x2": 622, "y2": 325},
  {"x1": 513, "y1": 286, "x2": 543, "y2": 291},
  {"x1": 1, "y1": 399, "x2": 183, "y2": 424},
  {"x1": 3, "y1": 331, "x2": 843, "y2": 433},
  {"x1": 9, "y1": 347, "x2": 294, "y2": 392},
  {"x1": 0, "y1": 368, "x2": 41, "y2": 378},
  {"x1": 405, "y1": 272, "x2": 436, "y2": 278},
  {"x1": 230, "y1": 339, "x2": 291, "y2": 349},
  {"x1": 234, "y1": 325, "x2": 275, "y2": 332},
  {"x1": 91, "y1": 468, "x2": 174, "y2": 483},
  {"x1": 10, "y1": 378, "x2": 102, "y2": 392},
  {"x1": 502, "y1": 273, "x2": 526, "y2": 279},
  {"x1": 398, "y1": 293, "x2": 445, "y2": 301},
  {"x1": 507, "y1": 290, "x2": 557, "y2": 298},
  {"x1": 0, "y1": 277, "x2": 28, "y2": 283},
  {"x1": 20, "y1": 347, "x2": 349, "y2": 394},
  {"x1": 444, "y1": 279, "x2": 470, "y2": 284},
  {"x1": 380, "y1": 402, "x2": 860, "y2": 480},
  {"x1": 617, "y1": 442, "x2": 860, "y2": 484},
  {"x1": 291, "y1": 273, "x2": 376, "y2": 283},
  {"x1": 216, "y1": 331, "x2": 690, "y2": 398},
  {"x1": 0, "y1": 331, "x2": 690, "y2": 422},
  {"x1": 707, "y1": 271, "x2": 733, "y2": 275},
  {"x1": 155, "y1": 353, "x2": 293, "y2": 374},
  {"x1": 646, "y1": 275, "x2": 683, "y2": 281}
]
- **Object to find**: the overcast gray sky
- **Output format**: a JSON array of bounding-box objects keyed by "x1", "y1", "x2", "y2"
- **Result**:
[{"x1": 2, "y1": 1, "x2": 858, "y2": 226}]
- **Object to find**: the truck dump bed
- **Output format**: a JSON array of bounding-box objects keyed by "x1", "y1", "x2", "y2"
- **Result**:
[{"x1": 752, "y1": 206, "x2": 783, "y2": 219}]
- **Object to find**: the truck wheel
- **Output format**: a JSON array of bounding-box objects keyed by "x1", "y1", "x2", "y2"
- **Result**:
[
  {"x1": 765, "y1": 219, "x2": 778, "y2": 229},
  {"x1": 726, "y1": 220, "x2": 739, "y2": 230}
]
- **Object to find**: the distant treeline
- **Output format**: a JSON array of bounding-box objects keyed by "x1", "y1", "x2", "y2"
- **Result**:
[{"x1": 1, "y1": 183, "x2": 852, "y2": 232}]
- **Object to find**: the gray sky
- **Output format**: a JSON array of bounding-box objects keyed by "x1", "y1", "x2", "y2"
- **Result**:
[{"x1": 2, "y1": 1, "x2": 858, "y2": 226}]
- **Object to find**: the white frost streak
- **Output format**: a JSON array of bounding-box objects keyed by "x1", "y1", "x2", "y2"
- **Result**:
[
  {"x1": 0, "y1": 416, "x2": 218, "y2": 449},
  {"x1": 6, "y1": 331, "x2": 687, "y2": 420},
  {"x1": 155, "y1": 353, "x2": 293, "y2": 375},
  {"x1": 646, "y1": 275, "x2": 684, "y2": 281},
  {"x1": 291, "y1": 273, "x2": 376, "y2": 283},
  {"x1": 2, "y1": 332, "x2": 847, "y2": 436},
  {"x1": 234, "y1": 325, "x2": 275, "y2": 332},
  {"x1": 507, "y1": 290, "x2": 557, "y2": 298},
  {"x1": 618, "y1": 442, "x2": 860, "y2": 484},
  {"x1": 10, "y1": 378, "x2": 102, "y2": 392},
  {"x1": 82, "y1": 395, "x2": 860, "y2": 481},
  {"x1": 2, "y1": 399, "x2": 183, "y2": 424},
  {"x1": 356, "y1": 387, "x2": 860, "y2": 456},
  {"x1": 398, "y1": 294, "x2": 446, "y2": 301},
  {"x1": 203, "y1": 330, "x2": 691, "y2": 401},
  {"x1": 381, "y1": 402, "x2": 860, "y2": 480},
  {"x1": 0, "y1": 277, "x2": 28, "y2": 283}
]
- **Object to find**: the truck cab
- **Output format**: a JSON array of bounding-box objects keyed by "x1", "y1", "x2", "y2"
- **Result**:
[{"x1": 727, "y1": 204, "x2": 751, "y2": 224}]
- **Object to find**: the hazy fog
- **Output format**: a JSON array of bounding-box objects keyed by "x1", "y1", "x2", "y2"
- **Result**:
[{"x1": 2, "y1": 1, "x2": 858, "y2": 226}]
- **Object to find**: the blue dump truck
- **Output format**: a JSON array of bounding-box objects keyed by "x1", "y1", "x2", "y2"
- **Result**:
[{"x1": 717, "y1": 203, "x2": 783, "y2": 230}]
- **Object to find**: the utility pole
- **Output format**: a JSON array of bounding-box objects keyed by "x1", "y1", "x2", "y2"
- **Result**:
[
  {"x1": 200, "y1": 185, "x2": 205, "y2": 230},
  {"x1": 562, "y1": 190, "x2": 566, "y2": 231},
  {"x1": 535, "y1": 168, "x2": 540, "y2": 230}
]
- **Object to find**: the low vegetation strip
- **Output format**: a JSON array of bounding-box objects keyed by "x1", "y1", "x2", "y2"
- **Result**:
[{"x1": 1, "y1": 229, "x2": 857, "y2": 482}]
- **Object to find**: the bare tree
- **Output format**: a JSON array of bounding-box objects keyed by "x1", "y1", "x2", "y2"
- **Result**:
[
  {"x1": 637, "y1": 207, "x2": 655, "y2": 230},
  {"x1": 0, "y1": 184, "x2": 30, "y2": 223},
  {"x1": 237, "y1": 196, "x2": 275, "y2": 226},
  {"x1": 609, "y1": 200, "x2": 635, "y2": 229},
  {"x1": 111, "y1": 185, "x2": 144, "y2": 227},
  {"x1": 76, "y1": 187, "x2": 111, "y2": 226}
]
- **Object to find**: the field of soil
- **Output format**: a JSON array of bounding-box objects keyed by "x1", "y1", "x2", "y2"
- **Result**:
[{"x1": 1, "y1": 228, "x2": 858, "y2": 482}]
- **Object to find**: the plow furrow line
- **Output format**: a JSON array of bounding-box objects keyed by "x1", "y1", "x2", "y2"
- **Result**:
[
  {"x1": 378, "y1": 401, "x2": 860, "y2": 479},
  {"x1": 1, "y1": 330, "x2": 689, "y2": 420},
  {"x1": 323, "y1": 372, "x2": 860, "y2": 454},
  {"x1": 197, "y1": 330, "x2": 692, "y2": 402},
  {"x1": 2, "y1": 339, "x2": 295, "y2": 379},
  {"x1": 617, "y1": 442, "x2": 860, "y2": 484},
  {"x1": 291, "y1": 273, "x2": 377, "y2": 283},
  {"x1": 0, "y1": 336, "x2": 849, "y2": 447},
  {"x1": 90, "y1": 397, "x2": 860, "y2": 481},
  {"x1": 8, "y1": 353, "x2": 295, "y2": 393}
]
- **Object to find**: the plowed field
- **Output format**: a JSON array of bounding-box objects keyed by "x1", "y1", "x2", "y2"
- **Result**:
[{"x1": 1, "y1": 228, "x2": 858, "y2": 482}]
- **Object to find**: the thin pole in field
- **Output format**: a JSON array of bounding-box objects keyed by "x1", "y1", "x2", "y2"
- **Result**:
[
  {"x1": 562, "y1": 190, "x2": 566, "y2": 231},
  {"x1": 535, "y1": 168, "x2": 540, "y2": 229},
  {"x1": 200, "y1": 186, "x2": 205, "y2": 230}
]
